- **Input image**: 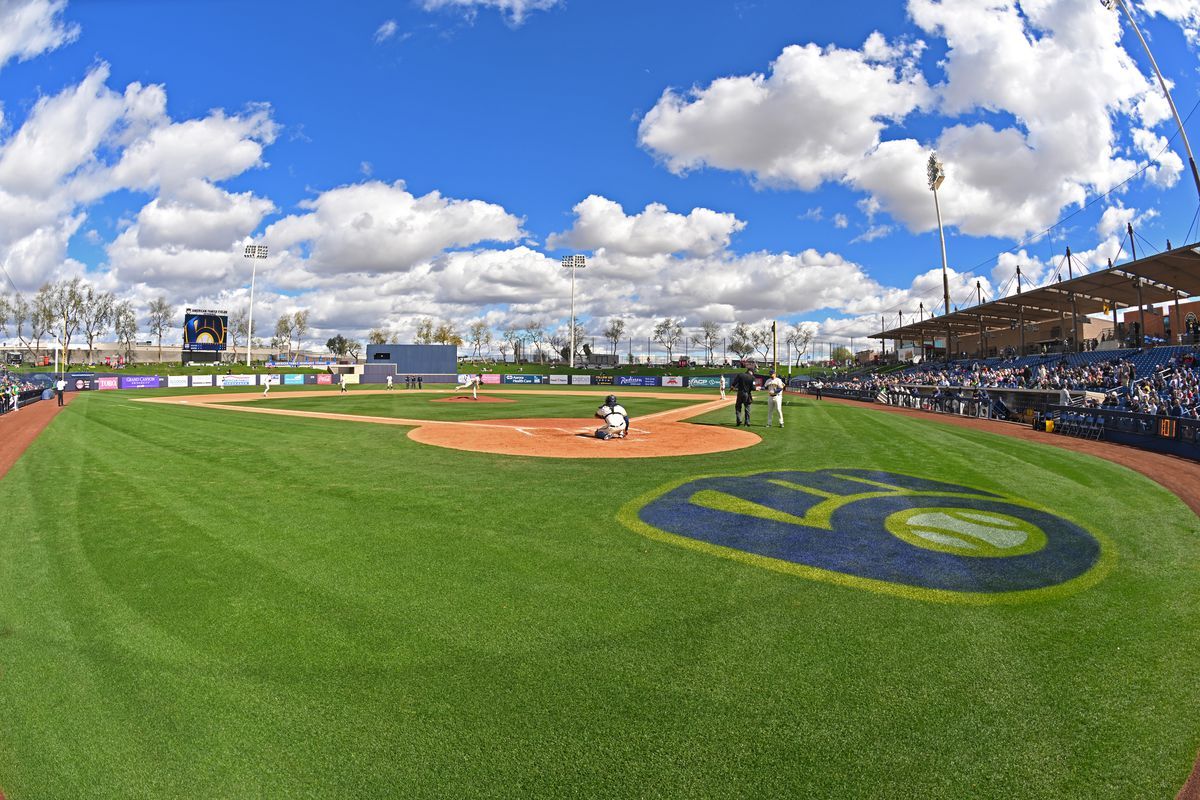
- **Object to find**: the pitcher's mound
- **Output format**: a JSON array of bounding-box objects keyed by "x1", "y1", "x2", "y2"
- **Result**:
[
  {"x1": 430, "y1": 395, "x2": 513, "y2": 403},
  {"x1": 408, "y1": 417, "x2": 759, "y2": 458}
]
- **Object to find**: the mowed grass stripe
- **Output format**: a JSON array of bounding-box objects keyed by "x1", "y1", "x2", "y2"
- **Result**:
[{"x1": 0, "y1": 390, "x2": 1197, "y2": 798}]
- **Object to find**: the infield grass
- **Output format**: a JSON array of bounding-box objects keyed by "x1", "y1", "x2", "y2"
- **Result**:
[{"x1": 1, "y1": 389, "x2": 1198, "y2": 799}]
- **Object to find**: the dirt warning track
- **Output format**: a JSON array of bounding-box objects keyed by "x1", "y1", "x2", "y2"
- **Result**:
[{"x1": 137, "y1": 389, "x2": 760, "y2": 458}]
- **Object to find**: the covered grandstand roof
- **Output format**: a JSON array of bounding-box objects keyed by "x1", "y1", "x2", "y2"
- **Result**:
[{"x1": 872, "y1": 241, "x2": 1200, "y2": 343}]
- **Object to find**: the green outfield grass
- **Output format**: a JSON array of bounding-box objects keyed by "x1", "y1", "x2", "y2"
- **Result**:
[{"x1": 1, "y1": 389, "x2": 1198, "y2": 798}]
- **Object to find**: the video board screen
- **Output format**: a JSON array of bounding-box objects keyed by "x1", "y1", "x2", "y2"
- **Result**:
[{"x1": 183, "y1": 308, "x2": 228, "y2": 352}]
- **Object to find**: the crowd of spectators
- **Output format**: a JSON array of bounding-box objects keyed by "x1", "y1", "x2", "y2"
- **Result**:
[
  {"x1": 811, "y1": 347, "x2": 1200, "y2": 420},
  {"x1": 1, "y1": 369, "x2": 45, "y2": 414}
]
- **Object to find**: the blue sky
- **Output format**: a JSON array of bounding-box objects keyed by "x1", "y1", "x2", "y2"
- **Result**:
[{"x1": 2, "y1": 0, "x2": 1200, "y2": 351}]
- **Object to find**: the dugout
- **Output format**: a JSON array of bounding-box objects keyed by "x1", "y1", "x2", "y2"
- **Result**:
[{"x1": 363, "y1": 344, "x2": 457, "y2": 384}]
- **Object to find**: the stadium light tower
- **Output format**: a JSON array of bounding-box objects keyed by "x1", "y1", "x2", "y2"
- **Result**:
[
  {"x1": 928, "y1": 152, "x2": 953, "y2": 362},
  {"x1": 1102, "y1": 0, "x2": 1200, "y2": 201},
  {"x1": 244, "y1": 243, "x2": 268, "y2": 368},
  {"x1": 561, "y1": 255, "x2": 586, "y2": 368}
]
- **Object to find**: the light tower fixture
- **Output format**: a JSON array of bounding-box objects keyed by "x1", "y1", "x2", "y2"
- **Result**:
[
  {"x1": 928, "y1": 152, "x2": 953, "y2": 362},
  {"x1": 244, "y1": 243, "x2": 268, "y2": 368},
  {"x1": 561, "y1": 255, "x2": 586, "y2": 368},
  {"x1": 1102, "y1": 0, "x2": 1200, "y2": 200}
]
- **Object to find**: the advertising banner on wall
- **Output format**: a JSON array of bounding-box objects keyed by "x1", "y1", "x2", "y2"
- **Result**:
[
  {"x1": 687, "y1": 376, "x2": 721, "y2": 388},
  {"x1": 616, "y1": 375, "x2": 661, "y2": 387},
  {"x1": 219, "y1": 374, "x2": 256, "y2": 387},
  {"x1": 120, "y1": 376, "x2": 162, "y2": 389},
  {"x1": 98, "y1": 377, "x2": 119, "y2": 390},
  {"x1": 571, "y1": 375, "x2": 593, "y2": 385},
  {"x1": 481, "y1": 373, "x2": 502, "y2": 384},
  {"x1": 167, "y1": 376, "x2": 189, "y2": 388},
  {"x1": 548, "y1": 374, "x2": 569, "y2": 385},
  {"x1": 661, "y1": 376, "x2": 684, "y2": 387},
  {"x1": 284, "y1": 374, "x2": 305, "y2": 385},
  {"x1": 67, "y1": 372, "x2": 95, "y2": 391},
  {"x1": 191, "y1": 374, "x2": 214, "y2": 387},
  {"x1": 262, "y1": 374, "x2": 281, "y2": 386},
  {"x1": 503, "y1": 374, "x2": 545, "y2": 384},
  {"x1": 593, "y1": 375, "x2": 614, "y2": 386},
  {"x1": 342, "y1": 373, "x2": 360, "y2": 385},
  {"x1": 317, "y1": 374, "x2": 333, "y2": 385}
]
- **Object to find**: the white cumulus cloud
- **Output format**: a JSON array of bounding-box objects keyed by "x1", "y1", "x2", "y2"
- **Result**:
[
  {"x1": 638, "y1": 36, "x2": 931, "y2": 190},
  {"x1": 547, "y1": 195, "x2": 746, "y2": 257},
  {"x1": 265, "y1": 180, "x2": 525, "y2": 274}
]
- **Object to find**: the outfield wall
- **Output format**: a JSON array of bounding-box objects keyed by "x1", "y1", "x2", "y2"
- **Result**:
[{"x1": 44, "y1": 370, "x2": 742, "y2": 394}]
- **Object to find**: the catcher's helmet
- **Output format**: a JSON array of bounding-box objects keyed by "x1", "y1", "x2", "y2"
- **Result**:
[{"x1": 605, "y1": 394, "x2": 617, "y2": 407}]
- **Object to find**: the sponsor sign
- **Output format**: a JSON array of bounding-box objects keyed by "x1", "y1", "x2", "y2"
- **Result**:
[
  {"x1": 481, "y1": 373, "x2": 502, "y2": 384},
  {"x1": 687, "y1": 376, "x2": 721, "y2": 388},
  {"x1": 167, "y1": 376, "x2": 189, "y2": 388},
  {"x1": 503, "y1": 374, "x2": 545, "y2": 384},
  {"x1": 662, "y1": 375, "x2": 684, "y2": 387},
  {"x1": 67, "y1": 372, "x2": 95, "y2": 391},
  {"x1": 571, "y1": 375, "x2": 593, "y2": 385},
  {"x1": 120, "y1": 376, "x2": 162, "y2": 389},
  {"x1": 262, "y1": 374, "x2": 281, "y2": 386},
  {"x1": 317, "y1": 374, "x2": 333, "y2": 385},
  {"x1": 457, "y1": 374, "x2": 474, "y2": 383},
  {"x1": 341, "y1": 374, "x2": 360, "y2": 385},
  {"x1": 191, "y1": 374, "x2": 214, "y2": 387},
  {"x1": 97, "y1": 377, "x2": 119, "y2": 390},
  {"x1": 593, "y1": 375, "x2": 614, "y2": 386},
  {"x1": 616, "y1": 375, "x2": 661, "y2": 387},
  {"x1": 284, "y1": 374, "x2": 305, "y2": 385},
  {"x1": 220, "y1": 374, "x2": 256, "y2": 387},
  {"x1": 549, "y1": 374, "x2": 570, "y2": 385}
]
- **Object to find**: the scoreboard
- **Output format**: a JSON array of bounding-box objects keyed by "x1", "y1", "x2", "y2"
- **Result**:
[{"x1": 183, "y1": 308, "x2": 228, "y2": 352}]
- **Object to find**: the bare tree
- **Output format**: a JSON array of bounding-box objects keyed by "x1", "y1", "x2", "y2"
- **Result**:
[
  {"x1": 414, "y1": 318, "x2": 434, "y2": 344},
  {"x1": 345, "y1": 339, "x2": 362, "y2": 360},
  {"x1": 692, "y1": 320, "x2": 721, "y2": 365},
  {"x1": 524, "y1": 320, "x2": 545, "y2": 362},
  {"x1": 47, "y1": 278, "x2": 85, "y2": 366},
  {"x1": 503, "y1": 323, "x2": 524, "y2": 362},
  {"x1": 367, "y1": 328, "x2": 388, "y2": 345},
  {"x1": 31, "y1": 285, "x2": 54, "y2": 361},
  {"x1": 229, "y1": 307, "x2": 248, "y2": 362},
  {"x1": 432, "y1": 321, "x2": 463, "y2": 346},
  {"x1": 467, "y1": 320, "x2": 491, "y2": 358},
  {"x1": 729, "y1": 322, "x2": 754, "y2": 360},
  {"x1": 272, "y1": 314, "x2": 294, "y2": 357},
  {"x1": 604, "y1": 317, "x2": 625, "y2": 356},
  {"x1": 78, "y1": 283, "x2": 115, "y2": 364},
  {"x1": 784, "y1": 323, "x2": 815, "y2": 367},
  {"x1": 292, "y1": 310, "x2": 310, "y2": 356},
  {"x1": 653, "y1": 317, "x2": 684, "y2": 362},
  {"x1": 147, "y1": 296, "x2": 173, "y2": 362},
  {"x1": 497, "y1": 336, "x2": 511, "y2": 362},
  {"x1": 114, "y1": 300, "x2": 138, "y2": 362},
  {"x1": 9, "y1": 293, "x2": 33, "y2": 359},
  {"x1": 751, "y1": 325, "x2": 773, "y2": 362},
  {"x1": 0, "y1": 294, "x2": 9, "y2": 339}
]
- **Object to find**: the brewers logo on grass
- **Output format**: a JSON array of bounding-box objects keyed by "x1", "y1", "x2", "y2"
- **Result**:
[{"x1": 620, "y1": 469, "x2": 1113, "y2": 604}]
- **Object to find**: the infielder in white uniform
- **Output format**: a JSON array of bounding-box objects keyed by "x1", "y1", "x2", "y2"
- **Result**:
[
  {"x1": 386, "y1": 374, "x2": 394, "y2": 390},
  {"x1": 719, "y1": 375, "x2": 726, "y2": 399},
  {"x1": 455, "y1": 373, "x2": 481, "y2": 399},
  {"x1": 764, "y1": 370, "x2": 786, "y2": 427},
  {"x1": 594, "y1": 394, "x2": 629, "y2": 439}
]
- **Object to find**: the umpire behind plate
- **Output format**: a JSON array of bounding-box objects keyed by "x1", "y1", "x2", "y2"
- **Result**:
[{"x1": 594, "y1": 395, "x2": 629, "y2": 440}]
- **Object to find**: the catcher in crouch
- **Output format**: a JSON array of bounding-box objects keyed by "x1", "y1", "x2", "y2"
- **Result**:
[{"x1": 594, "y1": 395, "x2": 630, "y2": 440}]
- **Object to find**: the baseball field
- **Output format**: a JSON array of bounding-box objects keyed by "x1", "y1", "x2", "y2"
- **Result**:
[{"x1": 2, "y1": 385, "x2": 1199, "y2": 798}]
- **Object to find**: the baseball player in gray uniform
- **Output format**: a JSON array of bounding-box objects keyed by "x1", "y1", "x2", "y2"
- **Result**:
[{"x1": 594, "y1": 394, "x2": 629, "y2": 439}]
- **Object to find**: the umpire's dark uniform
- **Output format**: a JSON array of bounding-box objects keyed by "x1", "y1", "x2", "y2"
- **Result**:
[{"x1": 730, "y1": 370, "x2": 756, "y2": 426}]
